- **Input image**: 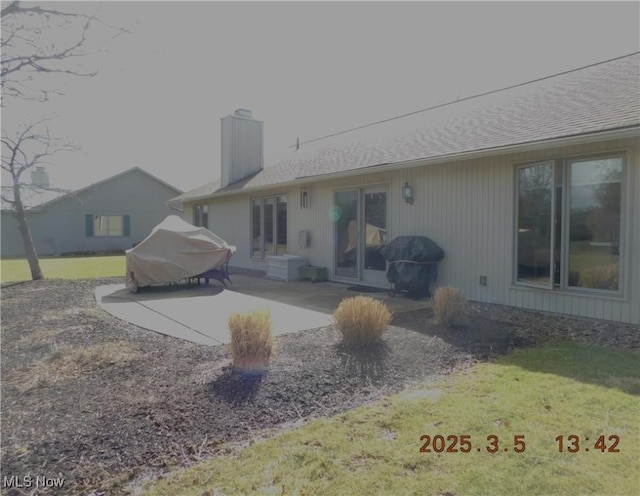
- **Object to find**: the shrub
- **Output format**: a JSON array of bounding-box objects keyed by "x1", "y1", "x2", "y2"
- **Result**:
[
  {"x1": 433, "y1": 286, "x2": 466, "y2": 327},
  {"x1": 333, "y1": 296, "x2": 392, "y2": 346},
  {"x1": 578, "y1": 263, "x2": 619, "y2": 290},
  {"x1": 228, "y1": 310, "x2": 273, "y2": 371}
]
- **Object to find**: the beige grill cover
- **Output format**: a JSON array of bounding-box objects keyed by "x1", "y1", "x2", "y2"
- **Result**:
[{"x1": 125, "y1": 215, "x2": 235, "y2": 291}]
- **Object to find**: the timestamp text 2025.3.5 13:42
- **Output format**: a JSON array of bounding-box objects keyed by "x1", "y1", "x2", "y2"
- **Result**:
[{"x1": 419, "y1": 434, "x2": 621, "y2": 453}]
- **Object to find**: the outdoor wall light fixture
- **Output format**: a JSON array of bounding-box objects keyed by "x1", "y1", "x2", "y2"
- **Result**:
[{"x1": 402, "y1": 182, "x2": 414, "y2": 204}]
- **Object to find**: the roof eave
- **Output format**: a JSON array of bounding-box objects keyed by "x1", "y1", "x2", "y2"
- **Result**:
[
  {"x1": 293, "y1": 125, "x2": 640, "y2": 182},
  {"x1": 180, "y1": 125, "x2": 639, "y2": 203}
]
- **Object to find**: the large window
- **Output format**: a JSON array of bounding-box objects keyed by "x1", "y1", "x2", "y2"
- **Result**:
[
  {"x1": 568, "y1": 158, "x2": 622, "y2": 291},
  {"x1": 193, "y1": 204, "x2": 208, "y2": 228},
  {"x1": 251, "y1": 195, "x2": 287, "y2": 257},
  {"x1": 515, "y1": 156, "x2": 624, "y2": 293},
  {"x1": 85, "y1": 215, "x2": 130, "y2": 237}
]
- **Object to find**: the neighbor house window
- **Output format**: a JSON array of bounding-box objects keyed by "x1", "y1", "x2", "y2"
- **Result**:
[
  {"x1": 193, "y1": 204, "x2": 208, "y2": 228},
  {"x1": 85, "y1": 215, "x2": 130, "y2": 237},
  {"x1": 515, "y1": 155, "x2": 624, "y2": 293},
  {"x1": 251, "y1": 195, "x2": 287, "y2": 257}
]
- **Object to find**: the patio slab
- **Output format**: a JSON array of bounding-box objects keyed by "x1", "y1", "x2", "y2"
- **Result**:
[{"x1": 94, "y1": 274, "x2": 432, "y2": 345}]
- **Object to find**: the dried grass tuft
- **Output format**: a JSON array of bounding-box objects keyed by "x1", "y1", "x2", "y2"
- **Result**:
[
  {"x1": 578, "y1": 263, "x2": 619, "y2": 290},
  {"x1": 9, "y1": 342, "x2": 140, "y2": 391},
  {"x1": 333, "y1": 296, "x2": 392, "y2": 347},
  {"x1": 433, "y1": 286, "x2": 466, "y2": 327},
  {"x1": 228, "y1": 310, "x2": 274, "y2": 371}
]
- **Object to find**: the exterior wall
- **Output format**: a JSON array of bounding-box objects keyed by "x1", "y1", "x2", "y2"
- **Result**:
[
  {"x1": 385, "y1": 136, "x2": 638, "y2": 324},
  {"x1": 1, "y1": 169, "x2": 181, "y2": 256},
  {"x1": 187, "y1": 136, "x2": 638, "y2": 323},
  {"x1": 199, "y1": 187, "x2": 290, "y2": 273},
  {"x1": 1, "y1": 212, "x2": 24, "y2": 256}
]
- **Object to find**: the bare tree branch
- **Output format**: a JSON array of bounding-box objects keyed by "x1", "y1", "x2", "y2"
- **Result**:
[
  {"x1": 2, "y1": 119, "x2": 77, "y2": 178},
  {"x1": 2, "y1": 117, "x2": 79, "y2": 280},
  {"x1": 2, "y1": 1, "x2": 88, "y2": 19},
  {"x1": 1, "y1": 2, "x2": 127, "y2": 280},
  {"x1": 1, "y1": 1, "x2": 128, "y2": 102}
]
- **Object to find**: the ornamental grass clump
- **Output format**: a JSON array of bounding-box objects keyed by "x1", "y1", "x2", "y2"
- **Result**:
[
  {"x1": 433, "y1": 286, "x2": 466, "y2": 327},
  {"x1": 579, "y1": 263, "x2": 619, "y2": 290},
  {"x1": 228, "y1": 310, "x2": 273, "y2": 372},
  {"x1": 333, "y1": 296, "x2": 392, "y2": 347}
]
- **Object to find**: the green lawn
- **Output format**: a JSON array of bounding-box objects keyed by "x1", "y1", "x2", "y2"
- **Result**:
[
  {"x1": 1, "y1": 255, "x2": 126, "y2": 283},
  {"x1": 143, "y1": 343, "x2": 640, "y2": 496}
]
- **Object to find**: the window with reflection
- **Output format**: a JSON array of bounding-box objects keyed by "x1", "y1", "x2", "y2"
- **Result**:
[
  {"x1": 86, "y1": 215, "x2": 129, "y2": 237},
  {"x1": 568, "y1": 158, "x2": 622, "y2": 290},
  {"x1": 517, "y1": 163, "x2": 553, "y2": 285},
  {"x1": 515, "y1": 156, "x2": 624, "y2": 293},
  {"x1": 251, "y1": 195, "x2": 287, "y2": 257},
  {"x1": 277, "y1": 196, "x2": 288, "y2": 255},
  {"x1": 193, "y1": 204, "x2": 208, "y2": 228}
]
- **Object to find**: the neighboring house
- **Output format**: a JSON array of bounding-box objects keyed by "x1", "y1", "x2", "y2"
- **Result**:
[
  {"x1": 2, "y1": 167, "x2": 182, "y2": 257},
  {"x1": 172, "y1": 53, "x2": 640, "y2": 324}
]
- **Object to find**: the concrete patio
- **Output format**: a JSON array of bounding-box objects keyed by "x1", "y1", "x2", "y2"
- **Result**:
[{"x1": 95, "y1": 273, "x2": 432, "y2": 346}]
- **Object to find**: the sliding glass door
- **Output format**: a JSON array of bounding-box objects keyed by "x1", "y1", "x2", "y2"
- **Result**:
[
  {"x1": 362, "y1": 189, "x2": 388, "y2": 285},
  {"x1": 335, "y1": 190, "x2": 359, "y2": 279},
  {"x1": 334, "y1": 187, "x2": 388, "y2": 285}
]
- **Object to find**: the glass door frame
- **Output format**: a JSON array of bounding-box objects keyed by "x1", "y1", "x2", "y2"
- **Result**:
[
  {"x1": 361, "y1": 186, "x2": 389, "y2": 286},
  {"x1": 333, "y1": 183, "x2": 390, "y2": 286},
  {"x1": 333, "y1": 189, "x2": 360, "y2": 280}
]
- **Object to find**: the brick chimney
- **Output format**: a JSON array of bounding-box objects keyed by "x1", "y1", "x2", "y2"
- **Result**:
[{"x1": 30, "y1": 166, "x2": 50, "y2": 187}]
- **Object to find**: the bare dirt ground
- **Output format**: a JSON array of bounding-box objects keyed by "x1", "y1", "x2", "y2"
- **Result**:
[{"x1": 1, "y1": 278, "x2": 638, "y2": 495}]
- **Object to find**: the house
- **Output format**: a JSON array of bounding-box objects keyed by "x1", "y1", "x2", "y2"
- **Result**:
[
  {"x1": 171, "y1": 53, "x2": 640, "y2": 324},
  {"x1": 1, "y1": 167, "x2": 182, "y2": 257}
]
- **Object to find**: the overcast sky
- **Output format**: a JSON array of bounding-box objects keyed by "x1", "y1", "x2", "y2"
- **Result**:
[{"x1": 3, "y1": 1, "x2": 639, "y2": 193}]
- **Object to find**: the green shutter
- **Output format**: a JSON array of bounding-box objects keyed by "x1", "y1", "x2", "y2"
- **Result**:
[
  {"x1": 85, "y1": 214, "x2": 94, "y2": 237},
  {"x1": 123, "y1": 215, "x2": 130, "y2": 237}
]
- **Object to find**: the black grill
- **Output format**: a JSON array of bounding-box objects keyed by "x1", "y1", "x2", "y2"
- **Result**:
[{"x1": 380, "y1": 236, "x2": 444, "y2": 299}]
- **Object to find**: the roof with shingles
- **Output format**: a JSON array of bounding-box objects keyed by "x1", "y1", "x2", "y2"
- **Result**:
[
  {"x1": 2, "y1": 167, "x2": 183, "y2": 212},
  {"x1": 177, "y1": 52, "x2": 640, "y2": 202},
  {"x1": 1, "y1": 185, "x2": 71, "y2": 211}
]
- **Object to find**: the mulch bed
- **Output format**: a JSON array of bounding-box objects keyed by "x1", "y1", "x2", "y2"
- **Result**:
[{"x1": 1, "y1": 278, "x2": 638, "y2": 495}]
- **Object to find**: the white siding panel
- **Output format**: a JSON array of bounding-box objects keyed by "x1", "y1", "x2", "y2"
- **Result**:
[
  {"x1": 579, "y1": 298, "x2": 588, "y2": 319},
  {"x1": 602, "y1": 300, "x2": 613, "y2": 322},
  {"x1": 611, "y1": 301, "x2": 622, "y2": 323},
  {"x1": 594, "y1": 298, "x2": 604, "y2": 320}
]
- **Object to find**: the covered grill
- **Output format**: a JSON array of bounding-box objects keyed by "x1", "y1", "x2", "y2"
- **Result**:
[{"x1": 380, "y1": 236, "x2": 444, "y2": 299}]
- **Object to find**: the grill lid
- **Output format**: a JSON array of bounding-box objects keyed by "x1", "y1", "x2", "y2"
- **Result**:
[{"x1": 380, "y1": 236, "x2": 444, "y2": 262}]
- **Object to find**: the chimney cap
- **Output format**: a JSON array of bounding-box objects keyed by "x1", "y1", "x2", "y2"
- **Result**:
[{"x1": 234, "y1": 108, "x2": 252, "y2": 118}]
